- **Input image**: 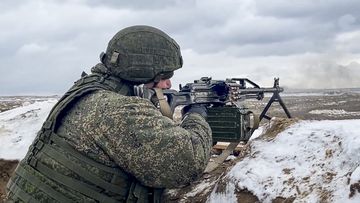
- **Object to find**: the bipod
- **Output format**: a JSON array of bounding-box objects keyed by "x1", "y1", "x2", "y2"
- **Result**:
[{"x1": 259, "y1": 78, "x2": 292, "y2": 121}]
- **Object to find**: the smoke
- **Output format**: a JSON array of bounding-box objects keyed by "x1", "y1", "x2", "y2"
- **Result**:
[
  {"x1": 289, "y1": 61, "x2": 360, "y2": 89},
  {"x1": 176, "y1": 50, "x2": 360, "y2": 90}
]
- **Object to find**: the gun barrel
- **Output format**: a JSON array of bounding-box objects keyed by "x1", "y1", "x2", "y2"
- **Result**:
[{"x1": 235, "y1": 87, "x2": 284, "y2": 95}]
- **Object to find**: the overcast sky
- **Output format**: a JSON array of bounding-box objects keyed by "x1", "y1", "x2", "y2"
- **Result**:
[{"x1": 1, "y1": 0, "x2": 360, "y2": 95}]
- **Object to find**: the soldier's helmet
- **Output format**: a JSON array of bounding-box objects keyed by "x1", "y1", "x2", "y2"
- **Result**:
[{"x1": 102, "y1": 25, "x2": 183, "y2": 84}]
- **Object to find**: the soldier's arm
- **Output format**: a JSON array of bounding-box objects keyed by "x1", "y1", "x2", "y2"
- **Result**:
[{"x1": 91, "y1": 91, "x2": 212, "y2": 188}]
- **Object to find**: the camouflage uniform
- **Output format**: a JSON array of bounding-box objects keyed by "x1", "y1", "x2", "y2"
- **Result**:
[{"x1": 6, "y1": 26, "x2": 212, "y2": 203}]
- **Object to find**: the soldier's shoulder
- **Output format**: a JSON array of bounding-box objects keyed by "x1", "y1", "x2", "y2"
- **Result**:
[{"x1": 87, "y1": 89, "x2": 153, "y2": 108}]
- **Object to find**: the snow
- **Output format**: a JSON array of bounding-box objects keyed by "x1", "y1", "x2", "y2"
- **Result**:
[
  {"x1": 309, "y1": 109, "x2": 360, "y2": 116},
  {"x1": 0, "y1": 99, "x2": 57, "y2": 159},
  {"x1": 185, "y1": 180, "x2": 215, "y2": 198},
  {"x1": 208, "y1": 182, "x2": 237, "y2": 203},
  {"x1": 211, "y1": 119, "x2": 360, "y2": 203},
  {"x1": 250, "y1": 126, "x2": 264, "y2": 140},
  {"x1": 350, "y1": 167, "x2": 360, "y2": 185}
]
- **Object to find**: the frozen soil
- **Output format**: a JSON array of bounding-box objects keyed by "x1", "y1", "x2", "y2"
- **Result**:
[
  {"x1": 245, "y1": 91, "x2": 360, "y2": 121},
  {"x1": 0, "y1": 159, "x2": 18, "y2": 202}
]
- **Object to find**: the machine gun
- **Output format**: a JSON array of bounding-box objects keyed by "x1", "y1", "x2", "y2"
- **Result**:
[{"x1": 162, "y1": 77, "x2": 291, "y2": 143}]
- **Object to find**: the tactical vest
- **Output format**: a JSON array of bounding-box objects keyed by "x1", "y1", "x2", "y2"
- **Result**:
[{"x1": 6, "y1": 73, "x2": 163, "y2": 203}]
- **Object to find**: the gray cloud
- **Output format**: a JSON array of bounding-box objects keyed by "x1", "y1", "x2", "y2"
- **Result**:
[
  {"x1": 85, "y1": 0, "x2": 182, "y2": 10},
  {"x1": 255, "y1": 0, "x2": 360, "y2": 20},
  {"x1": 1, "y1": 0, "x2": 360, "y2": 95}
]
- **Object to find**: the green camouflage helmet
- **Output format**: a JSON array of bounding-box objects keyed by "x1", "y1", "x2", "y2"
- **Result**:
[{"x1": 102, "y1": 25, "x2": 183, "y2": 83}]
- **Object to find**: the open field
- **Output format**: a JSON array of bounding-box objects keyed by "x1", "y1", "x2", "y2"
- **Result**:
[
  {"x1": 0, "y1": 96, "x2": 59, "y2": 113},
  {"x1": 244, "y1": 88, "x2": 360, "y2": 121}
]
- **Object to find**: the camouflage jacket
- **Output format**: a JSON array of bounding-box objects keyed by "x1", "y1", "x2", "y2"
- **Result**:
[{"x1": 57, "y1": 89, "x2": 212, "y2": 188}]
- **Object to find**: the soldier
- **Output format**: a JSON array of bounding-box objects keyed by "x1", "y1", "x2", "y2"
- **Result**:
[{"x1": 6, "y1": 25, "x2": 212, "y2": 202}]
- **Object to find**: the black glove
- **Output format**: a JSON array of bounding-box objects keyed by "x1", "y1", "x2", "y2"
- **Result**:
[{"x1": 182, "y1": 104, "x2": 207, "y2": 118}]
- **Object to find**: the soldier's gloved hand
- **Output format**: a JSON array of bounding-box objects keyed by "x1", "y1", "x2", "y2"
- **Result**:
[{"x1": 182, "y1": 104, "x2": 208, "y2": 119}]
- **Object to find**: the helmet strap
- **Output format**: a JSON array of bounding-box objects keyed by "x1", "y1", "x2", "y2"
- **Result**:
[{"x1": 153, "y1": 88, "x2": 173, "y2": 119}]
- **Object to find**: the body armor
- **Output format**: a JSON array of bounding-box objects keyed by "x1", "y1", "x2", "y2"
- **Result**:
[{"x1": 6, "y1": 72, "x2": 163, "y2": 203}]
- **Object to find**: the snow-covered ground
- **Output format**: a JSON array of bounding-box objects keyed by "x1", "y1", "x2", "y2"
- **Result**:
[
  {"x1": 1, "y1": 98, "x2": 360, "y2": 202},
  {"x1": 282, "y1": 88, "x2": 360, "y2": 97},
  {"x1": 210, "y1": 119, "x2": 360, "y2": 203},
  {"x1": 0, "y1": 99, "x2": 57, "y2": 159},
  {"x1": 309, "y1": 109, "x2": 360, "y2": 117}
]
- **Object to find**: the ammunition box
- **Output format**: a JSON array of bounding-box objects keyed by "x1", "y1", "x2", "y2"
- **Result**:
[{"x1": 206, "y1": 106, "x2": 252, "y2": 143}]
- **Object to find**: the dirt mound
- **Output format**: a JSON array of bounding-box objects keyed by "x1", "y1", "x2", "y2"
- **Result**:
[
  {"x1": 0, "y1": 159, "x2": 18, "y2": 202},
  {"x1": 164, "y1": 144, "x2": 258, "y2": 202},
  {"x1": 164, "y1": 157, "x2": 260, "y2": 203},
  {"x1": 258, "y1": 117, "x2": 299, "y2": 140}
]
